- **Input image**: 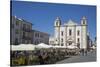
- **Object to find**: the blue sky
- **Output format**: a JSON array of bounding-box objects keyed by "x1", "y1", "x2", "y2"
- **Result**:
[{"x1": 11, "y1": 1, "x2": 96, "y2": 41}]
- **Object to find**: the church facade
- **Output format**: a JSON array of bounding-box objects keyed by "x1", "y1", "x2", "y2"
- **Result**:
[{"x1": 50, "y1": 16, "x2": 88, "y2": 49}]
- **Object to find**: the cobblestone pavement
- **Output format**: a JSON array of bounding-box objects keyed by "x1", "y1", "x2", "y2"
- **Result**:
[{"x1": 56, "y1": 50, "x2": 96, "y2": 64}]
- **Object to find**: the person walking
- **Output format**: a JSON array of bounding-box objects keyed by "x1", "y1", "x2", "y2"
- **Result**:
[
  {"x1": 85, "y1": 50, "x2": 87, "y2": 56},
  {"x1": 81, "y1": 49, "x2": 84, "y2": 56}
]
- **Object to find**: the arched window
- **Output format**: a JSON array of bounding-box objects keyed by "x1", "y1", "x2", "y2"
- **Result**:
[
  {"x1": 61, "y1": 31, "x2": 63, "y2": 36},
  {"x1": 77, "y1": 38, "x2": 80, "y2": 42},
  {"x1": 61, "y1": 38, "x2": 63, "y2": 42},
  {"x1": 83, "y1": 20, "x2": 85, "y2": 24},
  {"x1": 61, "y1": 43, "x2": 63, "y2": 46},
  {"x1": 77, "y1": 30, "x2": 80, "y2": 36},
  {"x1": 56, "y1": 21, "x2": 61, "y2": 26},
  {"x1": 56, "y1": 22, "x2": 58, "y2": 26},
  {"x1": 69, "y1": 29, "x2": 72, "y2": 36}
]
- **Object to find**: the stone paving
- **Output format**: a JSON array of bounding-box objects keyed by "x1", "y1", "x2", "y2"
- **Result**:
[{"x1": 56, "y1": 50, "x2": 96, "y2": 64}]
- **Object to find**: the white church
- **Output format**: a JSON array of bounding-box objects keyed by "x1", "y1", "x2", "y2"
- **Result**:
[{"x1": 49, "y1": 16, "x2": 88, "y2": 49}]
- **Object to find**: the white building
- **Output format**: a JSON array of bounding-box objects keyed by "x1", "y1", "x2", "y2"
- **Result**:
[
  {"x1": 50, "y1": 16, "x2": 88, "y2": 49},
  {"x1": 32, "y1": 30, "x2": 50, "y2": 45}
]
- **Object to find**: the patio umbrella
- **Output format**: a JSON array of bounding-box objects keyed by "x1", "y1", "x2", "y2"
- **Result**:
[
  {"x1": 11, "y1": 44, "x2": 36, "y2": 51},
  {"x1": 36, "y1": 43, "x2": 52, "y2": 48},
  {"x1": 67, "y1": 45, "x2": 78, "y2": 49}
]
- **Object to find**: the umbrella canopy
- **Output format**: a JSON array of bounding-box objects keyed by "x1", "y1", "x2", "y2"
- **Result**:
[
  {"x1": 11, "y1": 44, "x2": 36, "y2": 51},
  {"x1": 52, "y1": 45, "x2": 67, "y2": 48},
  {"x1": 67, "y1": 45, "x2": 78, "y2": 49},
  {"x1": 52, "y1": 45, "x2": 60, "y2": 48},
  {"x1": 36, "y1": 43, "x2": 52, "y2": 48},
  {"x1": 60, "y1": 46, "x2": 67, "y2": 48},
  {"x1": 91, "y1": 45, "x2": 96, "y2": 49}
]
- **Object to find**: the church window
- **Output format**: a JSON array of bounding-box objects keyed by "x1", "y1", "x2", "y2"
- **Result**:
[
  {"x1": 69, "y1": 29, "x2": 72, "y2": 36},
  {"x1": 61, "y1": 38, "x2": 63, "y2": 42},
  {"x1": 61, "y1": 43, "x2": 63, "y2": 46},
  {"x1": 56, "y1": 22, "x2": 58, "y2": 26},
  {"x1": 77, "y1": 38, "x2": 80, "y2": 42},
  {"x1": 61, "y1": 31, "x2": 63, "y2": 36},
  {"x1": 77, "y1": 30, "x2": 80, "y2": 36},
  {"x1": 83, "y1": 20, "x2": 85, "y2": 24}
]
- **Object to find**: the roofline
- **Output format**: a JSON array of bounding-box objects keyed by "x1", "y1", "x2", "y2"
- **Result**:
[
  {"x1": 32, "y1": 29, "x2": 50, "y2": 36},
  {"x1": 11, "y1": 16, "x2": 33, "y2": 25},
  {"x1": 54, "y1": 23, "x2": 87, "y2": 27},
  {"x1": 22, "y1": 19, "x2": 33, "y2": 25}
]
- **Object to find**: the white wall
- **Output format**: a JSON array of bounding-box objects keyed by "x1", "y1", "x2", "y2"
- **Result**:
[
  {"x1": 60, "y1": 26, "x2": 65, "y2": 46},
  {"x1": 76, "y1": 26, "x2": 82, "y2": 48},
  {"x1": 54, "y1": 26, "x2": 60, "y2": 45},
  {"x1": 81, "y1": 25, "x2": 87, "y2": 49}
]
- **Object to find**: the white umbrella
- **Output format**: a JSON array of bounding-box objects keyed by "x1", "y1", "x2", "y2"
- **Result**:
[
  {"x1": 53, "y1": 45, "x2": 60, "y2": 48},
  {"x1": 67, "y1": 45, "x2": 78, "y2": 49},
  {"x1": 11, "y1": 44, "x2": 36, "y2": 51},
  {"x1": 60, "y1": 46, "x2": 67, "y2": 48},
  {"x1": 91, "y1": 46, "x2": 96, "y2": 49},
  {"x1": 52, "y1": 45, "x2": 66, "y2": 48},
  {"x1": 36, "y1": 43, "x2": 51, "y2": 48}
]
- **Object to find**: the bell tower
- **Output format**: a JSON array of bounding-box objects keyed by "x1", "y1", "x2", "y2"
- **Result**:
[
  {"x1": 54, "y1": 17, "x2": 61, "y2": 45},
  {"x1": 81, "y1": 16, "x2": 87, "y2": 25},
  {"x1": 81, "y1": 16, "x2": 87, "y2": 50}
]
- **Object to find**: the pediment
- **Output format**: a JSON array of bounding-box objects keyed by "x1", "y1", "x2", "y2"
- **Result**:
[{"x1": 64, "y1": 19, "x2": 78, "y2": 26}]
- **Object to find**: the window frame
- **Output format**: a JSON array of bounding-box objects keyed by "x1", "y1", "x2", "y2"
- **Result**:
[
  {"x1": 77, "y1": 30, "x2": 80, "y2": 36},
  {"x1": 69, "y1": 29, "x2": 72, "y2": 36}
]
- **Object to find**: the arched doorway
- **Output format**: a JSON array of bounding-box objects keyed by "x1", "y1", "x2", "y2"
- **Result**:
[{"x1": 66, "y1": 37, "x2": 76, "y2": 46}]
